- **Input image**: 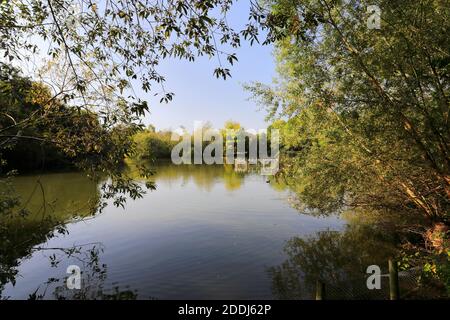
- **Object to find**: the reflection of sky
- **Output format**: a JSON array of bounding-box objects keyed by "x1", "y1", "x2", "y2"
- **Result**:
[{"x1": 3, "y1": 165, "x2": 343, "y2": 299}]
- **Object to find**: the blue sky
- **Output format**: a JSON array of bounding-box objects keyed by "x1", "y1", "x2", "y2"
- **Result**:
[
  {"x1": 20, "y1": 1, "x2": 276, "y2": 132},
  {"x1": 136, "y1": 1, "x2": 276, "y2": 131}
]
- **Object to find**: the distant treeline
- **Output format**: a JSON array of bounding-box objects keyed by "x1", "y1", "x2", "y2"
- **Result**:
[
  {"x1": 132, "y1": 127, "x2": 176, "y2": 160},
  {"x1": 131, "y1": 121, "x2": 279, "y2": 161}
]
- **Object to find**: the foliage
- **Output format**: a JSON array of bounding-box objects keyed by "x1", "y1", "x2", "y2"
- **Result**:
[
  {"x1": 0, "y1": 0, "x2": 266, "y2": 102},
  {"x1": 247, "y1": 0, "x2": 449, "y2": 224},
  {"x1": 0, "y1": 171, "x2": 102, "y2": 296},
  {"x1": 132, "y1": 121, "x2": 250, "y2": 161},
  {"x1": 246, "y1": 0, "x2": 450, "y2": 292},
  {"x1": 2, "y1": 0, "x2": 449, "y2": 298},
  {"x1": 132, "y1": 128, "x2": 177, "y2": 160},
  {"x1": 269, "y1": 224, "x2": 396, "y2": 299},
  {"x1": 0, "y1": 64, "x2": 136, "y2": 172}
]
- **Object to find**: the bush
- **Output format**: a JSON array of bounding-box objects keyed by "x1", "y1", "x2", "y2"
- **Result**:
[{"x1": 132, "y1": 129, "x2": 176, "y2": 160}]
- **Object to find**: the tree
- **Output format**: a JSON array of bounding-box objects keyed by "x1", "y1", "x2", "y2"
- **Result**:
[
  {"x1": 245, "y1": 0, "x2": 449, "y2": 291},
  {"x1": 132, "y1": 128, "x2": 176, "y2": 160},
  {"x1": 0, "y1": 63, "x2": 136, "y2": 171},
  {"x1": 247, "y1": 0, "x2": 449, "y2": 221},
  {"x1": 0, "y1": 0, "x2": 266, "y2": 205},
  {"x1": 1, "y1": 0, "x2": 252, "y2": 113}
]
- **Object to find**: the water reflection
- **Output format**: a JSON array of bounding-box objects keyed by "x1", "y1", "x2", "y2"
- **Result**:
[
  {"x1": 269, "y1": 214, "x2": 397, "y2": 299},
  {"x1": 24, "y1": 244, "x2": 139, "y2": 300},
  {"x1": 125, "y1": 160, "x2": 247, "y2": 191},
  {"x1": 2, "y1": 162, "x2": 347, "y2": 299},
  {"x1": 0, "y1": 172, "x2": 102, "y2": 297}
]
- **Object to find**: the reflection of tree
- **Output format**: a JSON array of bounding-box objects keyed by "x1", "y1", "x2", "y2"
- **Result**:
[
  {"x1": 222, "y1": 164, "x2": 244, "y2": 191},
  {"x1": 0, "y1": 172, "x2": 102, "y2": 297},
  {"x1": 51, "y1": 247, "x2": 138, "y2": 300},
  {"x1": 125, "y1": 161, "x2": 245, "y2": 192},
  {"x1": 269, "y1": 221, "x2": 397, "y2": 299},
  {"x1": 20, "y1": 244, "x2": 139, "y2": 300}
]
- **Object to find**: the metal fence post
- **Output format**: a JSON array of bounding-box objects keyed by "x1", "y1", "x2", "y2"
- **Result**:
[
  {"x1": 389, "y1": 258, "x2": 400, "y2": 300},
  {"x1": 316, "y1": 280, "x2": 326, "y2": 300}
]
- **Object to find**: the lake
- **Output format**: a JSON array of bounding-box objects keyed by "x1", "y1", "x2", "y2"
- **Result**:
[{"x1": 2, "y1": 162, "x2": 394, "y2": 299}]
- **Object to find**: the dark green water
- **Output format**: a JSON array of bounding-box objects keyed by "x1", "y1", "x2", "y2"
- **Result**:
[{"x1": 1, "y1": 162, "x2": 394, "y2": 299}]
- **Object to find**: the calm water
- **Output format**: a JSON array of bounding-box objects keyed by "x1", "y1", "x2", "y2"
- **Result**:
[{"x1": 2, "y1": 162, "x2": 363, "y2": 299}]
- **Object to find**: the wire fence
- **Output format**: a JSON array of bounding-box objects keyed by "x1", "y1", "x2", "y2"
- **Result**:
[{"x1": 320, "y1": 267, "x2": 423, "y2": 300}]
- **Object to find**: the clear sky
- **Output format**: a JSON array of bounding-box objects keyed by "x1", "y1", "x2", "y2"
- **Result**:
[{"x1": 136, "y1": 1, "x2": 276, "y2": 132}]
